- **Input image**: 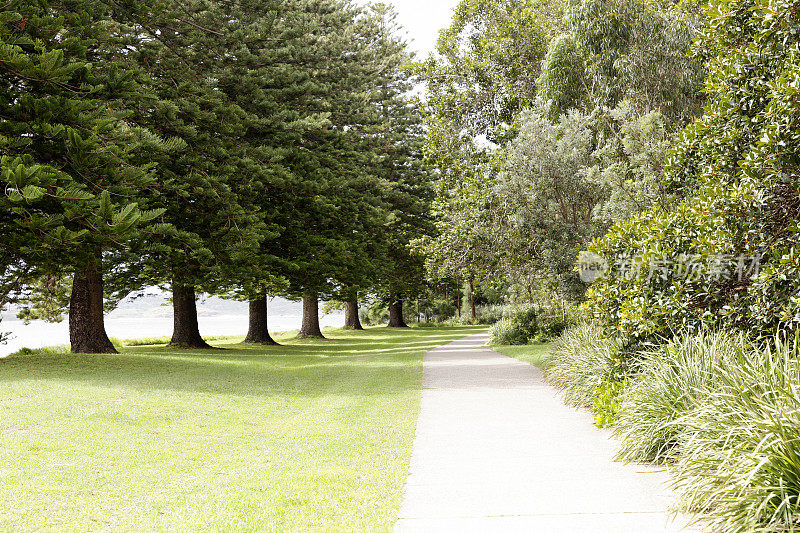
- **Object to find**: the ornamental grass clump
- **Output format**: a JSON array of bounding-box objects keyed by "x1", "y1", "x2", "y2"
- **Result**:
[
  {"x1": 612, "y1": 331, "x2": 800, "y2": 530},
  {"x1": 544, "y1": 322, "x2": 622, "y2": 408},
  {"x1": 671, "y1": 337, "x2": 800, "y2": 532},
  {"x1": 614, "y1": 331, "x2": 748, "y2": 464}
]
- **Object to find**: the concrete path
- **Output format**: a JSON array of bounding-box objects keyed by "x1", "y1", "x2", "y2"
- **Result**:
[{"x1": 395, "y1": 332, "x2": 700, "y2": 532}]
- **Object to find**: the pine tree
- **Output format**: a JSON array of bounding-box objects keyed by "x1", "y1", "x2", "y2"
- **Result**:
[
  {"x1": 0, "y1": 0, "x2": 166, "y2": 353},
  {"x1": 290, "y1": 0, "x2": 375, "y2": 338},
  {"x1": 239, "y1": 0, "x2": 387, "y2": 339},
  {"x1": 211, "y1": 0, "x2": 323, "y2": 344},
  {"x1": 287, "y1": 1, "x2": 435, "y2": 334},
  {"x1": 358, "y1": 4, "x2": 434, "y2": 328},
  {"x1": 112, "y1": 0, "x2": 265, "y2": 348}
]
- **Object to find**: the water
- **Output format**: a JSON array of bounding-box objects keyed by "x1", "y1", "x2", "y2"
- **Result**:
[{"x1": 0, "y1": 295, "x2": 344, "y2": 357}]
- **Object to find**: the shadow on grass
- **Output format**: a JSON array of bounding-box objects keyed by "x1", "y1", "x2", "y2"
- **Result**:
[{"x1": 0, "y1": 326, "x2": 487, "y2": 398}]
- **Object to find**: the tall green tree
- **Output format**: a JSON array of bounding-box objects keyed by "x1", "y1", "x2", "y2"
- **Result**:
[
  {"x1": 414, "y1": 0, "x2": 561, "y2": 304},
  {"x1": 417, "y1": 0, "x2": 561, "y2": 147},
  {"x1": 418, "y1": 0, "x2": 706, "y2": 308},
  {"x1": 280, "y1": 0, "x2": 375, "y2": 338},
  {"x1": 494, "y1": 103, "x2": 601, "y2": 299},
  {"x1": 487, "y1": 99, "x2": 675, "y2": 301},
  {"x1": 256, "y1": 0, "x2": 417, "y2": 338},
  {"x1": 343, "y1": 4, "x2": 434, "y2": 328},
  {"x1": 209, "y1": 0, "x2": 300, "y2": 345},
  {"x1": 0, "y1": 0, "x2": 166, "y2": 353},
  {"x1": 113, "y1": 0, "x2": 264, "y2": 348},
  {"x1": 537, "y1": 0, "x2": 705, "y2": 124}
]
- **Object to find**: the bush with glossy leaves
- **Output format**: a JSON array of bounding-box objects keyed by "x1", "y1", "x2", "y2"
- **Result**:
[{"x1": 584, "y1": 0, "x2": 800, "y2": 344}]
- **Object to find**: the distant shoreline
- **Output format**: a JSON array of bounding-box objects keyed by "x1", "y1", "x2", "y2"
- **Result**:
[{"x1": 1, "y1": 311, "x2": 344, "y2": 357}]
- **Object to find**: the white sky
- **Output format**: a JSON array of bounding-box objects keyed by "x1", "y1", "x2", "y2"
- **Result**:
[{"x1": 365, "y1": 0, "x2": 463, "y2": 57}]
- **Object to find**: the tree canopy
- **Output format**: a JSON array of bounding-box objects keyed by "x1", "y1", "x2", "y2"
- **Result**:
[
  {"x1": 5, "y1": 0, "x2": 800, "y2": 350},
  {"x1": 1, "y1": 0, "x2": 432, "y2": 350}
]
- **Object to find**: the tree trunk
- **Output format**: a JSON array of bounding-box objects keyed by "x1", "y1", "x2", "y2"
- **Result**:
[
  {"x1": 344, "y1": 300, "x2": 363, "y2": 330},
  {"x1": 69, "y1": 255, "x2": 117, "y2": 354},
  {"x1": 469, "y1": 278, "x2": 477, "y2": 321},
  {"x1": 387, "y1": 297, "x2": 409, "y2": 328},
  {"x1": 298, "y1": 291, "x2": 324, "y2": 338},
  {"x1": 243, "y1": 294, "x2": 278, "y2": 345},
  {"x1": 170, "y1": 284, "x2": 212, "y2": 348},
  {"x1": 455, "y1": 277, "x2": 462, "y2": 318}
]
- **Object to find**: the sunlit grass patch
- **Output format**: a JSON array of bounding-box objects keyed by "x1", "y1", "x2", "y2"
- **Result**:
[
  {"x1": 493, "y1": 343, "x2": 551, "y2": 368},
  {"x1": 0, "y1": 325, "x2": 484, "y2": 531}
]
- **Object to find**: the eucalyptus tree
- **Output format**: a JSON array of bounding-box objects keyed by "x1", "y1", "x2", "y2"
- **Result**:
[
  {"x1": 414, "y1": 0, "x2": 564, "y2": 204},
  {"x1": 495, "y1": 0, "x2": 704, "y2": 300},
  {"x1": 416, "y1": 0, "x2": 561, "y2": 148},
  {"x1": 417, "y1": 0, "x2": 707, "y2": 306},
  {"x1": 413, "y1": 0, "x2": 561, "y2": 301},
  {"x1": 537, "y1": 0, "x2": 705, "y2": 124}
]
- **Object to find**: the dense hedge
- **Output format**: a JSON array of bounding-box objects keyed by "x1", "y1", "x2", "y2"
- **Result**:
[
  {"x1": 489, "y1": 303, "x2": 576, "y2": 345},
  {"x1": 584, "y1": 0, "x2": 800, "y2": 343}
]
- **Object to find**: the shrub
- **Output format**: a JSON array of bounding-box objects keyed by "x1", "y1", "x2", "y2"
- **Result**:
[
  {"x1": 360, "y1": 301, "x2": 388, "y2": 326},
  {"x1": 592, "y1": 378, "x2": 627, "y2": 429},
  {"x1": 476, "y1": 304, "x2": 504, "y2": 325},
  {"x1": 488, "y1": 303, "x2": 577, "y2": 345},
  {"x1": 7, "y1": 345, "x2": 71, "y2": 357},
  {"x1": 444, "y1": 311, "x2": 490, "y2": 326},
  {"x1": 121, "y1": 335, "x2": 234, "y2": 346},
  {"x1": 489, "y1": 317, "x2": 524, "y2": 345},
  {"x1": 454, "y1": 305, "x2": 510, "y2": 326},
  {"x1": 122, "y1": 336, "x2": 173, "y2": 346},
  {"x1": 535, "y1": 305, "x2": 576, "y2": 341},
  {"x1": 488, "y1": 305, "x2": 538, "y2": 345},
  {"x1": 583, "y1": 0, "x2": 800, "y2": 344},
  {"x1": 506, "y1": 305, "x2": 539, "y2": 338},
  {"x1": 429, "y1": 298, "x2": 457, "y2": 323},
  {"x1": 544, "y1": 322, "x2": 623, "y2": 409}
]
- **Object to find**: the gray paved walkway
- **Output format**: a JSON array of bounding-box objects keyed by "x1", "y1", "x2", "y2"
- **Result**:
[{"x1": 395, "y1": 332, "x2": 700, "y2": 532}]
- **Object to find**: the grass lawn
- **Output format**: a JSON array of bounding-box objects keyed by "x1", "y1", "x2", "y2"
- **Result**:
[
  {"x1": 0, "y1": 325, "x2": 485, "y2": 531},
  {"x1": 493, "y1": 343, "x2": 551, "y2": 368}
]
